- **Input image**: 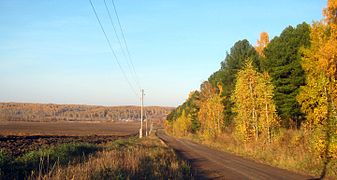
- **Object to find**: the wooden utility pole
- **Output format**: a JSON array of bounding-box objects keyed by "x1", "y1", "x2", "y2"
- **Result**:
[{"x1": 139, "y1": 89, "x2": 144, "y2": 138}]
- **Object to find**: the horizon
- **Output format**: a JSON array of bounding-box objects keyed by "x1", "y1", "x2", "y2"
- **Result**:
[
  {"x1": 0, "y1": 0, "x2": 326, "y2": 107},
  {"x1": 0, "y1": 101, "x2": 175, "y2": 108}
]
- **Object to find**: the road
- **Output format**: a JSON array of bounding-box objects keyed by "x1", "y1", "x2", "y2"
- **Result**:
[{"x1": 156, "y1": 129, "x2": 314, "y2": 180}]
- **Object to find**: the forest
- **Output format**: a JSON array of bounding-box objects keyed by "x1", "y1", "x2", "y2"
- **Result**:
[
  {"x1": 166, "y1": 1, "x2": 337, "y2": 178},
  {"x1": 0, "y1": 103, "x2": 172, "y2": 122}
]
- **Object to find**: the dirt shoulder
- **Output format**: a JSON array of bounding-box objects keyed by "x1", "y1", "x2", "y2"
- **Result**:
[{"x1": 157, "y1": 129, "x2": 314, "y2": 180}]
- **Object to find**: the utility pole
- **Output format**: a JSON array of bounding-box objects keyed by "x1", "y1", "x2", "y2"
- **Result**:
[{"x1": 139, "y1": 89, "x2": 144, "y2": 138}]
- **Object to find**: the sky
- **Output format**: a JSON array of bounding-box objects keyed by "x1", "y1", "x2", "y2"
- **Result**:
[{"x1": 0, "y1": 0, "x2": 326, "y2": 107}]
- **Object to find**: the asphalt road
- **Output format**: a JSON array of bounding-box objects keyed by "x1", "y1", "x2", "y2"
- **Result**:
[{"x1": 157, "y1": 129, "x2": 314, "y2": 180}]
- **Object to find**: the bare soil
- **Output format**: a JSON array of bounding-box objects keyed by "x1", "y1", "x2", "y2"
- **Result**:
[
  {"x1": 0, "y1": 135, "x2": 133, "y2": 157},
  {"x1": 0, "y1": 121, "x2": 140, "y2": 157},
  {"x1": 0, "y1": 121, "x2": 139, "y2": 136}
]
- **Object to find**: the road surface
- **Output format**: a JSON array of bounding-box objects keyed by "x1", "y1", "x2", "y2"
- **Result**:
[{"x1": 157, "y1": 129, "x2": 314, "y2": 180}]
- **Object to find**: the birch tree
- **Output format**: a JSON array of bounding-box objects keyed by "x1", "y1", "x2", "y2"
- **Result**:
[
  {"x1": 232, "y1": 60, "x2": 279, "y2": 142},
  {"x1": 297, "y1": 1, "x2": 337, "y2": 177},
  {"x1": 198, "y1": 82, "x2": 224, "y2": 139}
]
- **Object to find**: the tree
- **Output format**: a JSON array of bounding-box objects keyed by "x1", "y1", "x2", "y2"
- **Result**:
[
  {"x1": 258, "y1": 72, "x2": 279, "y2": 142},
  {"x1": 198, "y1": 82, "x2": 224, "y2": 139},
  {"x1": 172, "y1": 110, "x2": 192, "y2": 136},
  {"x1": 232, "y1": 60, "x2": 279, "y2": 142},
  {"x1": 255, "y1": 32, "x2": 269, "y2": 57},
  {"x1": 187, "y1": 91, "x2": 201, "y2": 132},
  {"x1": 208, "y1": 40, "x2": 260, "y2": 126},
  {"x1": 297, "y1": 1, "x2": 337, "y2": 178},
  {"x1": 263, "y1": 23, "x2": 310, "y2": 127},
  {"x1": 166, "y1": 91, "x2": 201, "y2": 133}
]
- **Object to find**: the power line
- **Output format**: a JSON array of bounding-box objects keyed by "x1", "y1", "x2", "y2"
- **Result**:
[
  {"x1": 89, "y1": 0, "x2": 138, "y2": 97},
  {"x1": 103, "y1": 0, "x2": 140, "y2": 90},
  {"x1": 111, "y1": 0, "x2": 141, "y2": 89}
]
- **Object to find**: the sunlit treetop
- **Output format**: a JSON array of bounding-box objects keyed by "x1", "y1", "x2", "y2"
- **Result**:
[
  {"x1": 304, "y1": 0, "x2": 337, "y2": 79},
  {"x1": 323, "y1": 0, "x2": 337, "y2": 39},
  {"x1": 323, "y1": 0, "x2": 337, "y2": 25},
  {"x1": 255, "y1": 32, "x2": 269, "y2": 57}
]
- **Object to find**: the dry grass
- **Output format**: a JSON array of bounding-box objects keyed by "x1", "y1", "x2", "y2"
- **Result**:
[
  {"x1": 36, "y1": 133, "x2": 193, "y2": 179},
  {"x1": 185, "y1": 129, "x2": 337, "y2": 179}
]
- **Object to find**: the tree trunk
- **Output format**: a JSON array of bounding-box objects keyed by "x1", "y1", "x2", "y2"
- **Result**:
[
  {"x1": 249, "y1": 78, "x2": 258, "y2": 141},
  {"x1": 265, "y1": 94, "x2": 271, "y2": 143}
]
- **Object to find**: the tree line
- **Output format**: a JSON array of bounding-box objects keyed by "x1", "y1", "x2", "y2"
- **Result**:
[
  {"x1": 0, "y1": 103, "x2": 172, "y2": 122},
  {"x1": 166, "y1": 1, "x2": 336, "y2": 178}
]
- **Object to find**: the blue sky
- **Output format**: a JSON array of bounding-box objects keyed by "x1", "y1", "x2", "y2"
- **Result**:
[{"x1": 0, "y1": 0, "x2": 326, "y2": 107}]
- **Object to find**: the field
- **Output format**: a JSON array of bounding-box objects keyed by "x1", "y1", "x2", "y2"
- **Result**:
[
  {"x1": 0, "y1": 121, "x2": 192, "y2": 179},
  {"x1": 0, "y1": 121, "x2": 139, "y2": 136},
  {"x1": 0, "y1": 121, "x2": 139, "y2": 157}
]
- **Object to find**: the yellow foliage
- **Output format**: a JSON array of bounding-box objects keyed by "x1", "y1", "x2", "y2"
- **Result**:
[
  {"x1": 217, "y1": 82, "x2": 224, "y2": 95},
  {"x1": 199, "y1": 81, "x2": 217, "y2": 101},
  {"x1": 172, "y1": 110, "x2": 191, "y2": 136},
  {"x1": 197, "y1": 82, "x2": 224, "y2": 139},
  {"x1": 297, "y1": 0, "x2": 337, "y2": 172},
  {"x1": 232, "y1": 60, "x2": 279, "y2": 143},
  {"x1": 323, "y1": 0, "x2": 337, "y2": 26},
  {"x1": 198, "y1": 95, "x2": 224, "y2": 139},
  {"x1": 164, "y1": 120, "x2": 173, "y2": 133},
  {"x1": 255, "y1": 32, "x2": 269, "y2": 57}
]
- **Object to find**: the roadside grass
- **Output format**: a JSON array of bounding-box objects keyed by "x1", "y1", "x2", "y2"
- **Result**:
[
  {"x1": 184, "y1": 129, "x2": 337, "y2": 178},
  {"x1": 0, "y1": 143, "x2": 101, "y2": 179},
  {"x1": 40, "y1": 134, "x2": 193, "y2": 179},
  {"x1": 0, "y1": 133, "x2": 193, "y2": 179},
  {"x1": 0, "y1": 150, "x2": 11, "y2": 177}
]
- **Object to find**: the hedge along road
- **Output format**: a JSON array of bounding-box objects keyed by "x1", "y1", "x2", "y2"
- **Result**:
[{"x1": 156, "y1": 129, "x2": 314, "y2": 180}]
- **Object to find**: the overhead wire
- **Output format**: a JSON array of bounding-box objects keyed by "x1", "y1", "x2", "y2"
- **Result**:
[
  {"x1": 103, "y1": 0, "x2": 141, "y2": 90},
  {"x1": 111, "y1": 0, "x2": 142, "y2": 89},
  {"x1": 89, "y1": 0, "x2": 138, "y2": 97}
]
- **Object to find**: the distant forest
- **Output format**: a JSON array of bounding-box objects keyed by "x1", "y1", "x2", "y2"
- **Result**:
[{"x1": 0, "y1": 103, "x2": 173, "y2": 122}]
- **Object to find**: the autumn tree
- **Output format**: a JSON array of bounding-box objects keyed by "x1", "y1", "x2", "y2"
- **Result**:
[
  {"x1": 297, "y1": 0, "x2": 337, "y2": 178},
  {"x1": 166, "y1": 91, "x2": 201, "y2": 133},
  {"x1": 198, "y1": 82, "x2": 224, "y2": 139},
  {"x1": 258, "y1": 72, "x2": 279, "y2": 142},
  {"x1": 255, "y1": 32, "x2": 269, "y2": 57},
  {"x1": 232, "y1": 60, "x2": 279, "y2": 142},
  {"x1": 172, "y1": 110, "x2": 192, "y2": 136}
]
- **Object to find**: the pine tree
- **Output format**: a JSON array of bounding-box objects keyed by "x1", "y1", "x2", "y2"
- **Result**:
[
  {"x1": 208, "y1": 40, "x2": 260, "y2": 126},
  {"x1": 263, "y1": 23, "x2": 310, "y2": 127}
]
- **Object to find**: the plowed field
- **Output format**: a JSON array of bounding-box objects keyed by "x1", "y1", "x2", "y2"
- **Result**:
[{"x1": 0, "y1": 121, "x2": 139, "y2": 156}]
